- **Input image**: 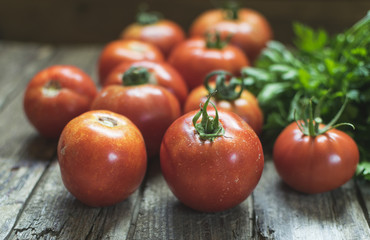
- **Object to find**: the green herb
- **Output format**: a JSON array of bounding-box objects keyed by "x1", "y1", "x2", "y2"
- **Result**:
[{"x1": 242, "y1": 11, "x2": 370, "y2": 180}]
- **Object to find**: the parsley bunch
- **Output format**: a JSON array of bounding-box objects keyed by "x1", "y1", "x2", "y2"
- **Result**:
[{"x1": 243, "y1": 11, "x2": 370, "y2": 180}]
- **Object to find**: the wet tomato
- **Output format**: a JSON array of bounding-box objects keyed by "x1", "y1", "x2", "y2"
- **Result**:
[
  {"x1": 58, "y1": 110, "x2": 147, "y2": 207},
  {"x1": 23, "y1": 65, "x2": 97, "y2": 139},
  {"x1": 160, "y1": 95, "x2": 264, "y2": 212}
]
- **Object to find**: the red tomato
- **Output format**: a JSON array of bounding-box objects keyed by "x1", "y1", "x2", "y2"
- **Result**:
[
  {"x1": 160, "y1": 97, "x2": 264, "y2": 212},
  {"x1": 273, "y1": 121, "x2": 359, "y2": 194},
  {"x1": 120, "y1": 17, "x2": 185, "y2": 58},
  {"x1": 91, "y1": 83, "x2": 181, "y2": 157},
  {"x1": 189, "y1": 8, "x2": 273, "y2": 63},
  {"x1": 23, "y1": 65, "x2": 97, "y2": 139},
  {"x1": 98, "y1": 40, "x2": 164, "y2": 85},
  {"x1": 58, "y1": 110, "x2": 147, "y2": 207},
  {"x1": 184, "y1": 71, "x2": 263, "y2": 135},
  {"x1": 168, "y1": 36, "x2": 249, "y2": 90},
  {"x1": 103, "y1": 61, "x2": 188, "y2": 106}
]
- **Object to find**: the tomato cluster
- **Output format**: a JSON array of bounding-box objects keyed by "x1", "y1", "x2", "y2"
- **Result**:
[{"x1": 22, "y1": 5, "x2": 359, "y2": 211}]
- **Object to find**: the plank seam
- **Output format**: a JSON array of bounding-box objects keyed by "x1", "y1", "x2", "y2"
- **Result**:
[{"x1": 354, "y1": 180, "x2": 370, "y2": 228}]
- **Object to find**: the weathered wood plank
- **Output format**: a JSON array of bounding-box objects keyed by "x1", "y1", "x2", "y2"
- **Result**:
[
  {"x1": 131, "y1": 160, "x2": 254, "y2": 240},
  {"x1": 356, "y1": 180, "x2": 370, "y2": 225},
  {"x1": 0, "y1": 43, "x2": 102, "y2": 239},
  {"x1": 7, "y1": 160, "x2": 139, "y2": 240},
  {"x1": 253, "y1": 160, "x2": 370, "y2": 240}
]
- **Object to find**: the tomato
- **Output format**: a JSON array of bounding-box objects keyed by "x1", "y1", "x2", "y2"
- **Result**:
[
  {"x1": 58, "y1": 110, "x2": 147, "y2": 207},
  {"x1": 120, "y1": 10, "x2": 185, "y2": 58},
  {"x1": 160, "y1": 95, "x2": 264, "y2": 212},
  {"x1": 98, "y1": 39, "x2": 164, "y2": 85},
  {"x1": 91, "y1": 71, "x2": 181, "y2": 157},
  {"x1": 189, "y1": 8, "x2": 273, "y2": 63},
  {"x1": 273, "y1": 99, "x2": 359, "y2": 194},
  {"x1": 168, "y1": 35, "x2": 249, "y2": 90},
  {"x1": 184, "y1": 71, "x2": 263, "y2": 135},
  {"x1": 103, "y1": 61, "x2": 188, "y2": 106},
  {"x1": 23, "y1": 65, "x2": 97, "y2": 139}
]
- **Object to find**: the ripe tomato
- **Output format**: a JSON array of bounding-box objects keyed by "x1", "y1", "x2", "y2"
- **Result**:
[
  {"x1": 98, "y1": 39, "x2": 164, "y2": 85},
  {"x1": 189, "y1": 8, "x2": 273, "y2": 63},
  {"x1": 23, "y1": 65, "x2": 97, "y2": 139},
  {"x1": 160, "y1": 96, "x2": 264, "y2": 212},
  {"x1": 273, "y1": 98, "x2": 359, "y2": 194},
  {"x1": 120, "y1": 10, "x2": 185, "y2": 57},
  {"x1": 184, "y1": 71, "x2": 263, "y2": 135},
  {"x1": 168, "y1": 35, "x2": 249, "y2": 90},
  {"x1": 103, "y1": 61, "x2": 188, "y2": 106},
  {"x1": 91, "y1": 72, "x2": 181, "y2": 157},
  {"x1": 58, "y1": 110, "x2": 147, "y2": 207},
  {"x1": 273, "y1": 121, "x2": 359, "y2": 194}
]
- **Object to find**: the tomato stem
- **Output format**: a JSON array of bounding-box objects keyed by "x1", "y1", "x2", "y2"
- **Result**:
[
  {"x1": 42, "y1": 80, "x2": 61, "y2": 97},
  {"x1": 136, "y1": 4, "x2": 162, "y2": 25},
  {"x1": 204, "y1": 70, "x2": 243, "y2": 101},
  {"x1": 205, "y1": 32, "x2": 231, "y2": 49},
  {"x1": 295, "y1": 97, "x2": 355, "y2": 136},
  {"x1": 223, "y1": 1, "x2": 239, "y2": 20},
  {"x1": 192, "y1": 92, "x2": 225, "y2": 141},
  {"x1": 122, "y1": 66, "x2": 154, "y2": 86}
]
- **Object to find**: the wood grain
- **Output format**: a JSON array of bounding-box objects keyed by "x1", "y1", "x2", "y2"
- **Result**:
[{"x1": 253, "y1": 159, "x2": 370, "y2": 240}]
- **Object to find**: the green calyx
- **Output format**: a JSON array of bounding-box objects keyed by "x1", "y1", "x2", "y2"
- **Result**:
[
  {"x1": 295, "y1": 97, "x2": 355, "y2": 137},
  {"x1": 122, "y1": 66, "x2": 151, "y2": 86},
  {"x1": 205, "y1": 32, "x2": 231, "y2": 49},
  {"x1": 192, "y1": 92, "x2": 225, "y2": 141},
  {"x1": 204, "y1": 70, "x2": 244, "y2": 101},
  {"x1": 223, "y1": 1, "x2": 240, "y2": 20},
  {"x1": 136, "y1": 4, "x2": 162, "y2": 25}
]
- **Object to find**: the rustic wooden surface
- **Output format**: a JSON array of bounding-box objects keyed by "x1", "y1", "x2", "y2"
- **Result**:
[{"x1": 0, "y1": 41, "x2": 370, "y2": 240}]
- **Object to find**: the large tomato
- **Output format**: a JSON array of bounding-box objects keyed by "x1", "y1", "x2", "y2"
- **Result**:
[
  {"x1": 103, "y1": 61, "x2": 188, "y2": 106},
  {"x1": 58, "y1": 110, "x2": 147, "y2": 207},
  {"x1": 120, "y1": 10, "x2": 185, "y2": 57},
  {"x1": 98, "y1": 39, "x2": 164, "y2": 85},
  {"x1": 91, "y1": 71, "x2": 181, "y2": 157},
  {"x1": 273, "y1": 101, "x2": 359, "y2": 194},
  {"x1": 168, "y1": 34, "x2": 249, "y2": 90},
  {"x1": 189, "y1": 8, "x2": 273, "y2": 63},
  {"x1": 160, "y1": 95, "x2": 264, "y2": 212},
  {"x1": 23, "y1": 65, "x2": 97, "y2": 139},
  {"x1": 184, "y1": 71, "x2": 263, "y2": 135}
]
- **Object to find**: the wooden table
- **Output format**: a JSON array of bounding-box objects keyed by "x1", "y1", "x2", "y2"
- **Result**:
[{"x1": 1, "y1": 41, "x2": 369, "y2": 240}]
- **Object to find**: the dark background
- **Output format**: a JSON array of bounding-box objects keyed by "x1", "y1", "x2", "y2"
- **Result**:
[{"x1": 0, "y1": 0, "x2": 369, "y2": 44}]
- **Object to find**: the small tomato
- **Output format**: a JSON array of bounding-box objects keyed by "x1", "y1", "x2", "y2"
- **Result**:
[
  {"x1": 98, "y1": 39, "x2": 164, "y2": 85},
  {"x1": 23, "y1": 65, "x2": 97, "y2": 139},
  {"x1": 161, "y1": 95, "x2": 264, "y2": 212},
  {"x1": 273, "y1": 99, "x2": 359, "y2": 194},
  {"x1": 91, "y1": 67, "x2": 181, "y2": 157},
  {"x1": 103, "y1": 61, "x2": 188, "y2": 105},
  {"x1": 120, "y1": 9, "x2": 185, "y2": 57},
  {"x1": 168, "y1": 33, "x2": 249, "y2": 90},
  {"x1": 58, "y1": 110, "x2": 147, "y2": 207}
]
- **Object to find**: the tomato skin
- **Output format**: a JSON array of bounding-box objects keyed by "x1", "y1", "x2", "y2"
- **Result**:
[
  {"x1": 184, "y1": 84, "x2": 263, "y2": 135},
  {"x1": 98, "y1": 40, "x2": 164, "y2": 85},
  {"x1": 23, "y1": 65, "x2": 97, "y2": 139},
  {"x1": 120, "y1": 20, "x2": 185, "y2": 58},
  {"x1": 168, "y1": 37, "x2": 249, "y2": 90},
  {"x1": 58, "y1": 110, "x2": 147, "y2": 207},
  {"x1": 91, "y1": 85, "x2": 181, "y2": 157},
  {"x1": 273, "y1": 122, "x2": 359, "y2": 194},
  {"x1": 189, "y1": 8, "x2": 273, "y2": 63},
  {"x1": 160, "y1": 109, "x2": 264, "y2": 212},
  {"x1": 103, "y1": 61, "x2": 188, "y2": 106}
]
